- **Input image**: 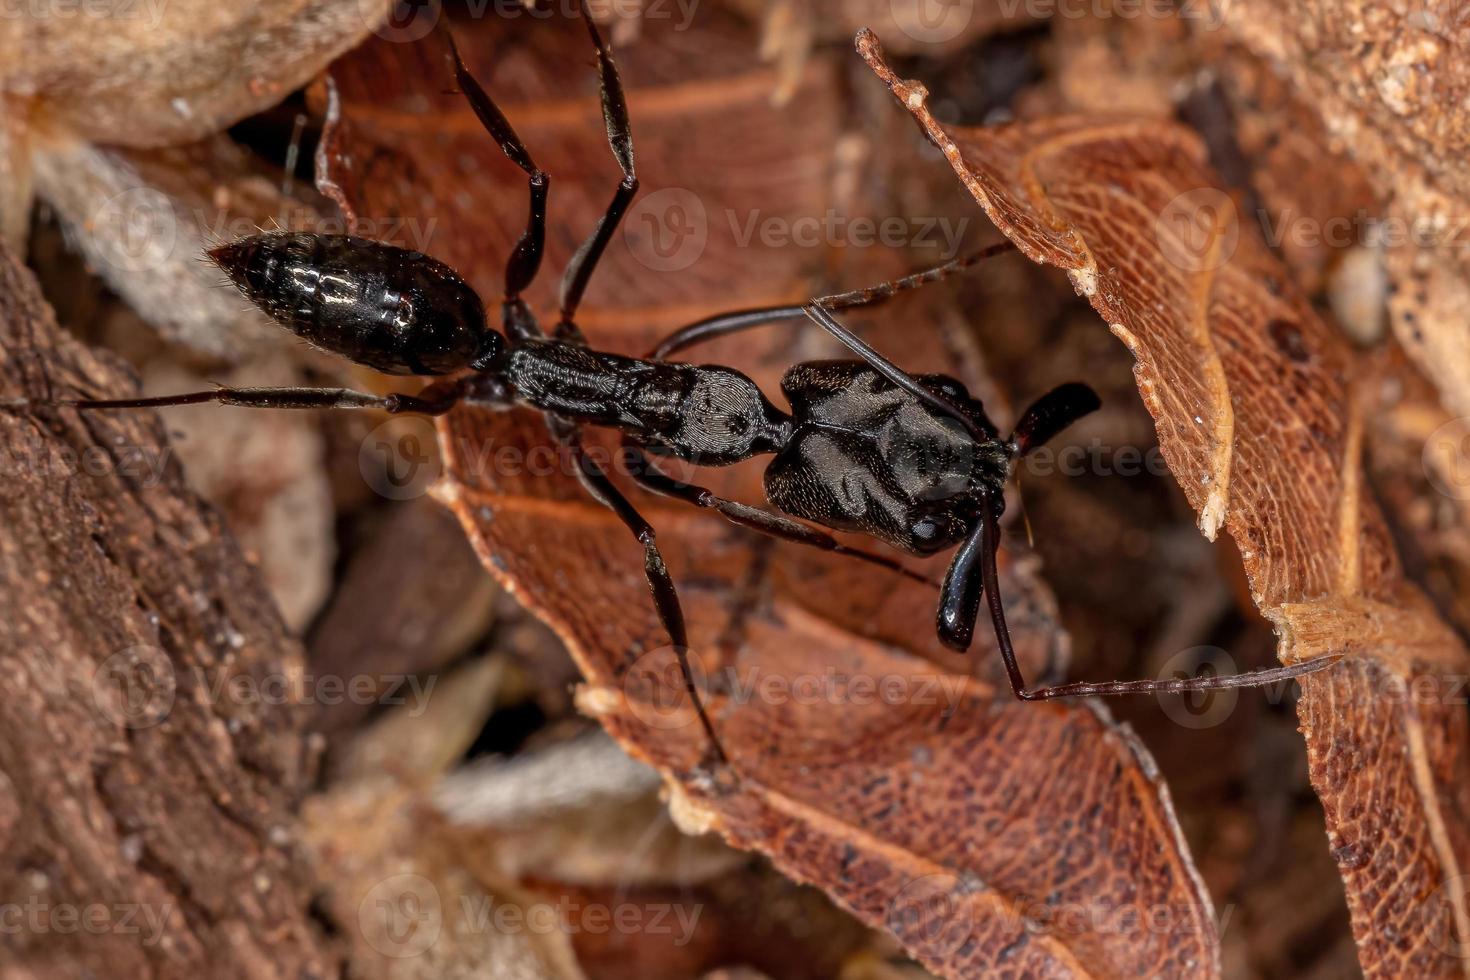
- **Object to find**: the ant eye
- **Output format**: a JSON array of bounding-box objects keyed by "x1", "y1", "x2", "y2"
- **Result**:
[{"x1": 911, "y1": 517, "x2": 942, "y2": 544}]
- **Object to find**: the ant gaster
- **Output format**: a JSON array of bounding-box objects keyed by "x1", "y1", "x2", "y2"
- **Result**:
[{"x1": 22, "y1": 14, "x2": 1337, "y2": 765}]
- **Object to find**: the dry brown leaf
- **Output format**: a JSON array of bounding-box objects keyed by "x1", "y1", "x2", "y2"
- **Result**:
[
  {"x1": 855, "y1": 30, "x2": 1470, "y2": 976},
  {"x1": 324, "y1": 12, "x2": 1228, "y2": 978}
]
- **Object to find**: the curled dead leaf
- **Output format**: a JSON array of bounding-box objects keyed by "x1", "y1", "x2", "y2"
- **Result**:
[{"x1": 855, "y1": 28, "x2": 1470, "y2": 977}]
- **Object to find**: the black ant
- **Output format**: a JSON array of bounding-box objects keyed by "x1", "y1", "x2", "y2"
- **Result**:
[{"x1": 16, "y1": 13, "x2": 1337, "y2": 765}]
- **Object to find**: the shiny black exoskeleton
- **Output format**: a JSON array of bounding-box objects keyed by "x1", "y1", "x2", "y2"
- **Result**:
[
  {"x1": 212, "y1": 234, "x2": 500, "y2": 377},
  {"x1": 767, "y1": 361, "x2": 1008, "y2": 555},
  {"x1": 36, "y1": 13, "x2": 1337, "y2": 766}
]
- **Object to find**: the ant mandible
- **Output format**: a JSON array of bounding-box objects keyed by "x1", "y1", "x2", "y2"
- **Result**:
[{"x1": 18, "y1": 11, "x2": 1337, "y2": 765}]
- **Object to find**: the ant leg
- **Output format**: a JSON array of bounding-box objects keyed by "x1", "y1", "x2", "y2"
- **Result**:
[
  {"x1": 647, "y1": 242, "x2": 1015, "y2": 360},
  {"x1": 557, "y1": 12, "x2": 638, "y2": 336},
  {"x1": 8, "y1": 378, "x2": 469, "y2": 416},
  {"x1": 444, "y1": 31, "x2": 547, "y2": 303},
  {"x1": 623, "y1": 441, "x2": 939, "y2": 588},
  {"x1": 559, "y1": 428, "x2": 729, "y2": 766},
  {"x1": 1010, "y1": 382, "x2": 1101, "y2": 456},
  {"x1": 969, "y1": 500, "x2": 1341, "y2": 699}
]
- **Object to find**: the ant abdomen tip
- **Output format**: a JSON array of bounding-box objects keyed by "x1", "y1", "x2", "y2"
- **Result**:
[{"x1": 206, "y1": 237, "x2": 259, "y2": 285}]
